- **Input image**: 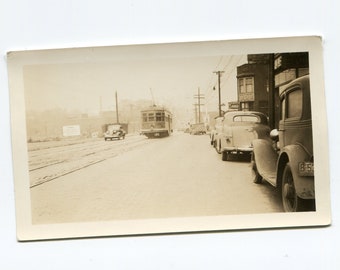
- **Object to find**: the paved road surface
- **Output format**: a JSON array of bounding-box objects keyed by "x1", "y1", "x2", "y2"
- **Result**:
[{"x1": 30, "y1": 132, "x2": 282, "y2": 224}]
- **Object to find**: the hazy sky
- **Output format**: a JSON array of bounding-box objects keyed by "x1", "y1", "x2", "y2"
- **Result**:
[{"x1": 23, "y1": 50, "x2": 247, "y2": 115}]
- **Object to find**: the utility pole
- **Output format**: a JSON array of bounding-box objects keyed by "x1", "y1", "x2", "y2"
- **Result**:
[
  {"x1": 214, "y1": 71, "x2": 224, "y2": 117},
  {"x1": 193, "y1": 87, "x2": 204, "y2": 123},
  {"x1": 194, "y1": 105, "x2": 198, "y2": 124},
  {"x1": 99, "y1": 96, "x2": 102, "y2": 113},
  {"x1": 149, "y1": 88, "x2": 156, "y2": 106},
  {"x1": 268, "y1": 54, "x2": 275, "y2": 130},
  {"x1": 115, "y1": 91, "x2": 119, "y2": 123}
]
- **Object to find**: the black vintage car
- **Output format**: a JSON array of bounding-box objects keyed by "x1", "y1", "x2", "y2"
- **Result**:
[
  {"x1": 104, "y1": 124, "x2": 126, "y2": 141},
  {"x1": 251, "y1": 75, "x2": 315, "y2": 212}
]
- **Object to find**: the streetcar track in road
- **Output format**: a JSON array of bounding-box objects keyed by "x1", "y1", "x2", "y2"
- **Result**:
[
  {"x1": 29, "y1": 140, "x2": 109, "y2": 158},
  {"x1": 30, "y1": 158, "x2": 106, "y2": 188},
  {"x1": 29, "y1": 160, "x2": 66, "y2": 172},
  {"x1": 28, "y1": 138, "x2": 101, "y2": 152},
  {"x1": 29, "y1": 136, "x2": 153, "y2": 188},
  {"x1": 28, "y1": 136, "x2": 146, "y2": 169}
]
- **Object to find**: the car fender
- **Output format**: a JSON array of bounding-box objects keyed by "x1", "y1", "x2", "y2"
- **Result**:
[
  {"x1": 252, "y1": 139, "x2": 278, "y2": 186},
  {"x1": 278, "y1": 144, "x2": 314, "y2": 199}
]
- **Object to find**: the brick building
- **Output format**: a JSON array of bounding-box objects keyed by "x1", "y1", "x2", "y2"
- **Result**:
[
  {"x1": 236, "y1": 53, "x2": 309, "y2": 129},
  {"x1": 236, "y1": 54, "x2": 271, "y2": 116}
]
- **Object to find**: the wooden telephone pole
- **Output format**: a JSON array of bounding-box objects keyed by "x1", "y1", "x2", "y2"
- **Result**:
[
  {"x1": 193, "y1": 87, "x2": 204, "y2": 123},
  {"x1": 115, "y1": 91, "x2": 119, "y2": 123},
  {"x1": 214, "y1": 71, "x2": 224, "y2": 117}
]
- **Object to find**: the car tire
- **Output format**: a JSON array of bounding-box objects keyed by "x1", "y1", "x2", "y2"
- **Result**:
[
  {"x1": 222, "y1": 151, "x2": 229, "y2": 161},
  {"x1": 210, "y1": 135, "x2": 214, "y2": 145},
  {"x1": 215, "y1": 140, "x2": 222, "y2": 154},
  {"x1": 281, "y1": 163, "x2": 312, "y2": 212},
  {"x1": 251, "y1": 154, "x2": 262, "y2": 184}
]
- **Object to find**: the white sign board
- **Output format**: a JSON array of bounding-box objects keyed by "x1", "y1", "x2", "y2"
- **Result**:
[{"x1": 62, "y1": 125, "x2": 81, "y2": 137}]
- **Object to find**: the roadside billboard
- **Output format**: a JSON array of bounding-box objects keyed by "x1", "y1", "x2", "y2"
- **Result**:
[{"x1": 62, "y1": 125, "x2": 81, "y2": 137}]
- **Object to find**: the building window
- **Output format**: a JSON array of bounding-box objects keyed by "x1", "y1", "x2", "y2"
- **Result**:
[
  {"x1": 239, "y1": 78, "x2": 246, "y2": 93},
  {"x1": 240, "y1": 102, "x2": 254, "y2": 111},
  {"x1": 238, "y1": 77, "x2": 254, "y2": 94},
  {"x1": 246, "y1": 78, "x2": 254, "y2": 93}
]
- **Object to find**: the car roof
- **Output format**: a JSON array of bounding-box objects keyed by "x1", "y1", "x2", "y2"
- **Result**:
[
  {"x1": 279, "y1": 75, "x2": 310, "y2": 96},
  {"x1": 224, "y1": 110, "x2": 267, "y2": 117},
  {"x1": 279, "y1": 75, "x2": 311, "y2": 119},
  {"x1": 223, "y1": 110, "x2": 268, "y2": 124}
]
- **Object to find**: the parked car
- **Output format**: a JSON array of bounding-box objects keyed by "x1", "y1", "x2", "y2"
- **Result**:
[
  {"x1": 251, "y1": 75, "x2": 315, "y2": 212},
  {"x1": 210, "y1": 116, "x2": 224, "y2": 146},
  {"x1": 215, "y1": 111, "x2": 270, "y2": 161},
  {"x1": 189, "y1": 123, "x2": 206, "y2": 135},
  {"x1": 104, "y1": 124, "x2": 126, "y2": 140}
]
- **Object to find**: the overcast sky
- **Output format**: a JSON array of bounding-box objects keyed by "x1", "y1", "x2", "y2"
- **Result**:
[{"x1": 23, "y1": 46, "x2": 247, "y2": 116}]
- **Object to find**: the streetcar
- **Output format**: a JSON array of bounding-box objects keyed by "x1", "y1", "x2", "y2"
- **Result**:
[{"x1": 140, "y1": 106, "x2": 172, "y2": 138}]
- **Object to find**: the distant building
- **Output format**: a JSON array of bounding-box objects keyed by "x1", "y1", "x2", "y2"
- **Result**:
[
  {"x1": 236, "y1": 53, "x2": 309, "y2": 129},
  {"x1": 272, "y1": 52, "x2": 309, "y2": 128},
  {"x1": 236, "y1": 54, "x2": 270, "y2": 116},
  {"x1": 26, "y1": 99, "x2": 153, "y2": 142}
]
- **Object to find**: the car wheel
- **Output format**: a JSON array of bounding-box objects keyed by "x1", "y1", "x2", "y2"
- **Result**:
[
  {"x1": 222, "y1": 151, "x2": 229, "y2": 161},
  {"x1": 215, "y1": 140, "x2": 222, "y2": 154},
  {"x1": 251, "y1": 154, "x2": 262, "y2": 184},
  {"x1": 281, "y1": 163, "x2": 308, "y2": 212}
]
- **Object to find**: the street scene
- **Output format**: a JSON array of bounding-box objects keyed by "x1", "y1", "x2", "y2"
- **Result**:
[
  {"x1": 30, "y1": 132, "x2": 282, "y2": 224},
  {"x1": 23, "y1": 46, "x2": 315, "y2": 225}
]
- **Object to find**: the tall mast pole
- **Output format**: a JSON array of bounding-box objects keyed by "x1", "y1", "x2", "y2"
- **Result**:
[
  {"x1": 214, "y1": 71, "x2": 224, "y2": 117},
  {"x1": 198, "y1": 87, "x2": 201, "y2": 123},
  {"x1": 115, "y1": 91, "x2": 119, "y2": 123},
  {"x1": 193, "y1": 87, "x2": 204, "y2": 123}
]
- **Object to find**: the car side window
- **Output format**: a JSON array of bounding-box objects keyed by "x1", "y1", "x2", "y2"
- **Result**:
[
  {"x1": 287, "y1": 88, "x2": 302, "y2": 119},
  {"x1": 280, "y1": 96, "x2": 286, "y2": 120}
]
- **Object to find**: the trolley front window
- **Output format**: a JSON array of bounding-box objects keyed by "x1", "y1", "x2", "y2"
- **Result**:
[
  {"x1": 148, "y1": 113, "x2": 155, "y2": 121},
  {"x1": 142, "y1": 113, "x2": 147, "y2": 122},
  {"x1": 156, "y1": 112, "x2": 165, "y2": 121}
]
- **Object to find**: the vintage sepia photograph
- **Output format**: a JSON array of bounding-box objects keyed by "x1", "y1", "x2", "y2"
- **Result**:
[{"x1": 7, "y1": 36, "x2": 331, "y2": 241}]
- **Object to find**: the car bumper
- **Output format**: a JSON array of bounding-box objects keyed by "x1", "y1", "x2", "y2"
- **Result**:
[
  {"x1": 105, "y1": 134, "x2": 122, "y2": 139},
  {"x1": 223, "y1": 146, "x2": 253, "y2": 154}
]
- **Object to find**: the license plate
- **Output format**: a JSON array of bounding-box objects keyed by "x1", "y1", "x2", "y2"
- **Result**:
[
  {"x1": 154, "y1": 133, "x2": 160, "y2": 136},
  {"x1": 298, "y1": 162, "x2": 314, "y2": 176}
]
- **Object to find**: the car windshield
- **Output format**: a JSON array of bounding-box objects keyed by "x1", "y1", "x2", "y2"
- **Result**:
[
  {"x1": 191, "y1": 124, "x2": 205, "y2": 128},
  {"x1": 108, "y1": 125, "x2": 121, "y2": 131},
  {"x1": 233, "y1": 115, "x2": 260, "y2": 123}
]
